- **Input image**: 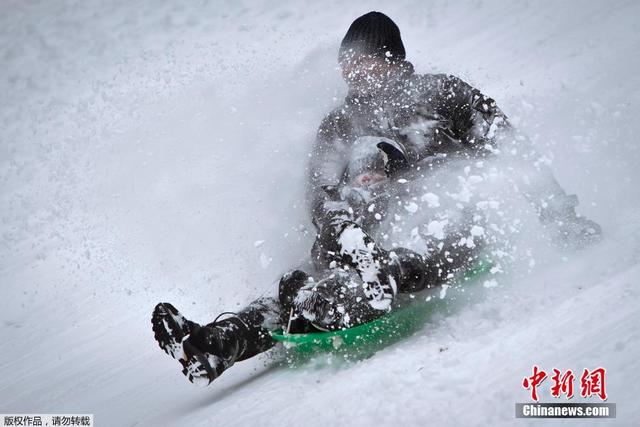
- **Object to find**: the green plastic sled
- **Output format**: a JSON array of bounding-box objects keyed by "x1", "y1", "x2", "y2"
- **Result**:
[{"x1": 270, "y1": 259, "x2": 493, "y2": 355}]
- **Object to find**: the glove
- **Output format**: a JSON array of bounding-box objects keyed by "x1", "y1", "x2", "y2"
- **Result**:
[
  {"x1": 538, "y1": 194, "x2": 602, "y2": 249},
  {"x1": 376, "y1": 140, "x2": 409, "y2": 176},
  {"x1": 552, "y1": 215, "x2": 602, "y2": 249},
  {"x1": 293, "y1": 272, "x2": 356, "y2": 331},
  {"x1": 292, "y1": 269, "x2": 394, "y2": 331},
  {"x1": 316, "y1": 184, "x2": 370, "y2": 227}
]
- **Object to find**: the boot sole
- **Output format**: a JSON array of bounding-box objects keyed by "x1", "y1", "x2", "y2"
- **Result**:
[
  {"x1": 151, "y1": 302, "x2": 190, "y2": 360},
  {"x1": 180, "y1": 340, "x2": 222, "y2": 387}
]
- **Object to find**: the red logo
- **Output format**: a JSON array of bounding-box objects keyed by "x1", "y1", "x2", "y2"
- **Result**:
[
  {"x1": 550, "y1": 368, "x2": 575, "y2": 399},
  {"x1": 522, "y1": 366, "x2": 607, "y2": 401},
  {"x1": 522, "y1": 365, "x2": 547, "y2": 401},
  {"x1": 580, "y1": 367, "x2": 607, "y2": 401}
]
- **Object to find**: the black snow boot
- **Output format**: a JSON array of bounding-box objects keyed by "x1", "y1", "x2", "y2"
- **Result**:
[
  {"x1": 388, "y1": 248, "x2": 431, "y2": 293},
  {"x1": 177, "y1": 298, "x2": 281, "y2": 386},
  {"x1": 152, "y1": 302, "x2": 199, "y2": 360},
  {"x1": 179, "y1": 322, "x2": 241, "y2": 386}
]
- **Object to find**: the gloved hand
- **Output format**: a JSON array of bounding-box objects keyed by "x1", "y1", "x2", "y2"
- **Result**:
[
  {"x1": 292, "y1": 269, "x2": 393, "y2": 331},
  {"x1": 314, "y1": 184, "x2": 374, "y2": 229},
  {"x1": 552, "y1": 215, "x2": 602, "y2": 249},
  {"x1": 293, "y1": 272, "x2": 356, "y2": 331},
  {"x1": 538, "y1": 193, "x2": 602, "y2": 249}
]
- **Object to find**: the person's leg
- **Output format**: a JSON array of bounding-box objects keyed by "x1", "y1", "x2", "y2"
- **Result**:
[
  {"x1": 152, "y1": 296, "x2": 281, "y2": 385},
  {"x1": 151, "y1": 268, "x2": 316, "y2": 385},
  {"x1": 186, "y1": 268, "x2": 319, "y2": 363},
  {"x1": 297, "y1": 219, "x2": 483, "y2": 329},
  {"x1": 391, "y1": 230, "x2": 481, "y2": 294},
  {"x1": 312, "y1": 219, "x2": 397, "y2": 310},
  {"x1": 291, "y1": 268, "x2": 390, "y2": 330},
  {"x1": 179, "y1": 297, "x2": 282, "y2": 385}
]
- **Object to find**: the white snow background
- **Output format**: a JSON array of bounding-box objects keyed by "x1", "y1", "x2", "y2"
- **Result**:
[{"x1": 1, "y1": 1, "x2": 639, "y2": 425}]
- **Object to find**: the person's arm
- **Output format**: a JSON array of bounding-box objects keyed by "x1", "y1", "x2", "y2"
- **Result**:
[
  {"x1": 433, "y1": 75, "x2": 601, "y2": 248},
  {"x1": 307, "y1": 111, "x2": 360, "y2": 229},
  {"x1": 433, "y1": 74, "x2": 509, "y2": 150},
  {"x1": 499, "y1": 130, "x2": 602, "y2": 248}
]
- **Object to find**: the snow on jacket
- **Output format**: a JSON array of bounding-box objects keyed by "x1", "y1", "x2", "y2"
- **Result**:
[{"x1": 306, "y1": 61, "x2": 600, "y2": 248}]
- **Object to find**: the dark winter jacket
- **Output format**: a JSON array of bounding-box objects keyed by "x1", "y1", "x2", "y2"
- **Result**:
[
  {"x1": 306, "y1": 61, "x2": 601, "y2": 247},
  {"x1": 308, "y1": 62, "x2": 501, "y2": 217}
]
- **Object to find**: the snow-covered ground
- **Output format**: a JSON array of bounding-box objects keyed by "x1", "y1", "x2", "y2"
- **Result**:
[{"x1": 1, "y1": 1, "x2": 639, "y2": 425}]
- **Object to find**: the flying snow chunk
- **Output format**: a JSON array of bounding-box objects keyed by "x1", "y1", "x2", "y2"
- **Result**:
[
  {"x1": 470, "y1": 225, "x2": 485, "y2": 236},
  {"x1": 404, "y1": 202, "x2": 419, "y2": 213},
  {"x1": 254, "y1": 240, "x2": 266, "y2": 248},
  {"x1": 468, "y1": 175, "x2": 483, "y2": 184},
  {"x1": 483, "y1": 279, "x2": 498, "y2": 288},
  {"x1": 426, "y1": 220, "x2": 447, "y2": 240},
  {"x1": 459, "y1": 236, "x2": 476, "y2": 248},
  {"x1": 439, "y1": 284, "x2": 449, "y2": 299},
  {"x1": 420, "y1": 192, "x2": 440, "y2": 207},
  {"x1": 259, "y1": 253, "x2": 272, "y2": 269}
]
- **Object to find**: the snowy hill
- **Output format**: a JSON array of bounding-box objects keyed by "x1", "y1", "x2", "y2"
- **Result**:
[{"x1": 1, "y1": 1, "x2": 639, "y2": 425}]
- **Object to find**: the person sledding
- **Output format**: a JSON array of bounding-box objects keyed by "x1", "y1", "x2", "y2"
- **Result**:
[{"x1": 152, "y1": 11, "x2": 600, "y2": 386}]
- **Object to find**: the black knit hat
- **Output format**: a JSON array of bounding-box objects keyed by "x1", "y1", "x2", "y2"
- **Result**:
[{"x1": 339, "y1": 12, "x2": 406, "y2": 65}]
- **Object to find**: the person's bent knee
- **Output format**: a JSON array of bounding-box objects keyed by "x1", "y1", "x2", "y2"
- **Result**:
[{"x1": 278, "y1": 270, "x2": 309, "y2": 310}]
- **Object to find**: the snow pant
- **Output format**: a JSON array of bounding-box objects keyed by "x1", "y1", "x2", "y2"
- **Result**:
[{"x1": 198, "y1": 220, "x2": 480, "y2": 363}]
